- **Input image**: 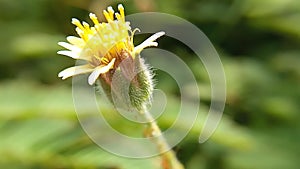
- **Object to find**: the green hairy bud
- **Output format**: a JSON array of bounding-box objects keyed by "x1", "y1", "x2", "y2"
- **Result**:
[{"x1": 98, "y1": 50, "x2": 154, "y2": 111}]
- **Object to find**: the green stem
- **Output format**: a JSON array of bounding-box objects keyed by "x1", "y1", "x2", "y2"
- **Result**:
[{"x1": 140, "y1": 105, "x2": 184, "y2": 169}]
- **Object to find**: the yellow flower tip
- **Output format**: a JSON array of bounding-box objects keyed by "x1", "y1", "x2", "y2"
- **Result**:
[
  {"x1": 82, "y1": 21, "x2": 92, "y2": 33},
  {"x1": 107, "y1": 6, "x2": 114, "y2": 14},
  {"x1": 71, "y1": 18, "x2": 82, "y2": 27},
  {"x1": 89, "y1": 13, "x2": 99, "y2": 25},
  {"x1": 71, "y1": 18, "x2": 78, "y2": 24},
  {"x1": 115, "y1": 13, "x2": 120, "y2": 20},
  {"x1": 82, "y1": 21, "x2": 89, "y2": 28},
  {"x1": 118, "y1": 4, "x2": 124, "y2": 16},
  {"x1": 103, "y1": 4, "x2": 125, "y2": 22},
  {"x1": 103, "y1": 10, "x2": 112, "y2": 22},
  {"x1": 89, "y1": 13, "x2": 96, "y2": 18},
  {"x1": 118, "y1": 4, "x2": 124, "y2": 11}
]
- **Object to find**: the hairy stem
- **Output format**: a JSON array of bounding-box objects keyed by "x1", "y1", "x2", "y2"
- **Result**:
[{"x1": 141, "y1": 105, "x2": 184, "y2": 169}]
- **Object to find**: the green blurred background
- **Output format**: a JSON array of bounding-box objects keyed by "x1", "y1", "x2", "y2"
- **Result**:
[{"x1": 0, "y1": 0, "x2": 299, "y2": 169}]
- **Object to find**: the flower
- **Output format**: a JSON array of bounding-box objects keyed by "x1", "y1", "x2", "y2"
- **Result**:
[{"x1": 58, "y1": 4, "x2": 164, "y2": 85}]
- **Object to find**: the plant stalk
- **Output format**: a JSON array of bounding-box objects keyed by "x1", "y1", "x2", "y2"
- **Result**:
[{"x1": 140, "y1": 105, "x2": 184, "y2": 169}]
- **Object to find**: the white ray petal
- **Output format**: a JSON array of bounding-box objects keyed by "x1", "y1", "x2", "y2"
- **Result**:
[
  {"x1": 66, "y1": 36, "x2": 85, "y2": 47},
  {"x1": 143, "y1": 31, "x2": 165, "y2": 44},
  {"x1": 58, "y1": 42, "x2": 82, "y2": 53},
  {"x1": 133, "y1": 31, "x2": 165, "y2": 55},
  {"x1": 57, "y1": 50, "x2": 78, "y2": 58},
  {"x1": 57, "y1": 50, "x2": 90, "y2": 61},
  {"x1": 58, "y1": 64, "x2": 94, "y2": 80},
  {"x1": 88, "y1": 58, "x2": 116, "y2": 85}
]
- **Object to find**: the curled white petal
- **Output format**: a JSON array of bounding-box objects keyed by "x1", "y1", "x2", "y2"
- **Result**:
[
  {"x1": 133, "y1": 31, "x2": 165, "y2": 55},
  {"x1": 58, "y1": 64, "x2": 94, "y2": 80},
  {"x1": 57, "y1": 50, "x2": 79, "y2": 58},
  {"x1": 143, "y1": 31, "x2": 165, "y2": 44},
  {"x1": 88, "y1": 58, "x2": 116, "y2": 85},
  {"x1": 66, "y1": 36, "x2": 85, "y2": 47},
  {"x1": 57, "y1": 50, "x2": 90, "y2": 61},
  {"x1": 58, "y1": 42, "x2": 81, "y2": 53}
]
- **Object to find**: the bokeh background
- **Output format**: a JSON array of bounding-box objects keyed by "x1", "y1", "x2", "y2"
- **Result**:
[{"x1": 0, "y1": 0, "x2": 299, "y2": 169}]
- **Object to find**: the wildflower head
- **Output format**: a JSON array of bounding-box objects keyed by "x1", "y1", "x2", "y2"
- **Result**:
[
  {"x1": 58, "y1": 4, "x2": 164, "y2": 109},
  {"x1": 58, "y1": 4, "x2": 164, "y2": 85}
]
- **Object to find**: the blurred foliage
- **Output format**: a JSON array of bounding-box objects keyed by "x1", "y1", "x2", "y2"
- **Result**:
[{"x1": 0, "y1": 0, "x2": 299, "y2": 169}]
